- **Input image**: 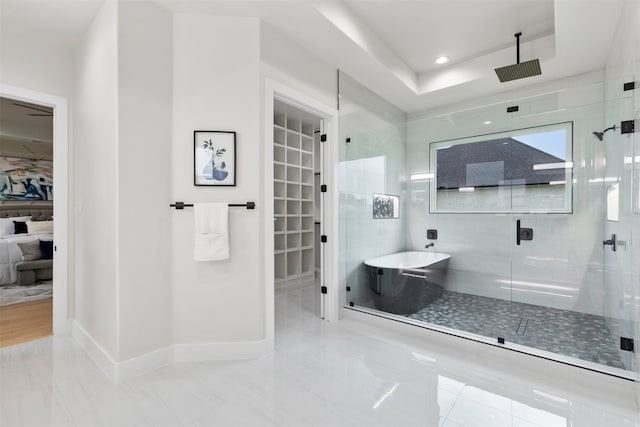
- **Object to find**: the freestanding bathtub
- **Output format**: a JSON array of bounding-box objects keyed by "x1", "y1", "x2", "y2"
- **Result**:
[{"x1": 363, "y1": 251, "x2": 451, "y2": 315}]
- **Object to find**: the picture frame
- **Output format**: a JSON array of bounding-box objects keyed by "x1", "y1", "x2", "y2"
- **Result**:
[{"x1": 194, "y1": 130, "x2": 236, "y2": 186}]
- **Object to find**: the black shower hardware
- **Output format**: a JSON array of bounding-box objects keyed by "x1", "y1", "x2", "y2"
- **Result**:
[
  {"x1": 603, "y1": 234, "x2": 617, "y2": 252},
  {"x1": 170, "y1": 201, "x2": 256, "y2": 209},
  {"x1": 516, "y1": 219, "x2": 533, "y2": 245},
  {"x1": 593, "y1": 125, "x2": 616, "y2": 141},
  {"x1": 425, "y1": 243, "x2": 435, "y2": 248},
  {"x1": 494, "y1": 32, "x2": 542, "y2": 82},
  {"x1": 427, "y1": 229, "x2": 438, "y2": 239}
]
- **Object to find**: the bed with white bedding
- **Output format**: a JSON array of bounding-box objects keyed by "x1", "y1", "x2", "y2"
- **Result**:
[{"x1": 0, "y1": 203, "x2": 53, "y2": 285}]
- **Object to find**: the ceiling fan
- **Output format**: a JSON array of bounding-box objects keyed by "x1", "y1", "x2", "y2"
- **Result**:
[
  {"x1": 21, "y1": 144, "x2": 51, "y2": 161},
  {"x1": 12, "y1": 102, "x2": 53, "y2": 117}
]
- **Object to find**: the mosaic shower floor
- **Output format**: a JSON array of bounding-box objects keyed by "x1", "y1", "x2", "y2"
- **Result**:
[{"x1": 391, "y1": 290, "x2": 626, "y2": 370}]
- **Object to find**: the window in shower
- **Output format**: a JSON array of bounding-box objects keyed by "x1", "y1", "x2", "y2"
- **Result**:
[{"x1": 430, "y1": 122, "x2": 573, "y2": 213}]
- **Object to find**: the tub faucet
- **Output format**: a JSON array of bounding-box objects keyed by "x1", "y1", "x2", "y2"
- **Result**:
[{"x1": 425, "y1": 243, "x2": 435, "y2": 248}]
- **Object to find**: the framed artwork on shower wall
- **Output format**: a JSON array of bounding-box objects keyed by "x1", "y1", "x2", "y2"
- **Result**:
[{"x1": 194, "y1": 130, "x2": 236, "y2": 186}]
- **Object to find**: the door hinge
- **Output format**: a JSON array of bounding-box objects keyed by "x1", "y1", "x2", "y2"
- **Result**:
[
  {"x1": 623, "y1": 81, "x2": 635, "y2": 91},
  {"x1": 321, "y1": 235, "x2": 327, "y2": 243},
  {"x1": 321, "y1": 286, "x2": 327, "y2": 294},
  {"x1": 620, "y1": 337, "x2": 634, "y2": 352},
  {"x1": 320, "y1": 184, "x2": 327, "y2": 193},
  {"x1": 346, "y1": 137, "x2": 351, "y2": 143},
  {"x1": 320, "y1": 134, "x2": 327, "y2": 142},
  {"x1": 349, "y1": 301, "x2": 354, "y2": 307},
  {"x1": 497, "y1": 337, "x2": 505, "y2": 344},
  {"x1": 346, "y1": 286, "x2": 351, "y2": 292}
]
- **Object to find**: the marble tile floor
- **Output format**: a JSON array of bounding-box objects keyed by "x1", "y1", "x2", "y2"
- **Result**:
[
  {"x1": 1, "y1": 285, "x2": 638, "y2": 426},
  {"x1": 404, "y1": 290, "x2": 625, "y2": 370}
]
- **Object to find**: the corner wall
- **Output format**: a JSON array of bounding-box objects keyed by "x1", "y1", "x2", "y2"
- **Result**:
[
  {"x1": 73, "y1": 0, "x2": 119, "y2": 358},
  {"x1": 117, "y1": 0, "x2": 173, "y2": 362}
]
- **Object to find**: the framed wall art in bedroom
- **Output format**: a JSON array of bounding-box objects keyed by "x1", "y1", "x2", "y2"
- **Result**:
[{"x1": 194, "y1": 130, "x2": 236, "y2": 186}]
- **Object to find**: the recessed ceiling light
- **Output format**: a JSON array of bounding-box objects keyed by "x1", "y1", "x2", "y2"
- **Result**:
[
  {"x1": 435, "y1": 56, "x2": 449, "y2": 65},
  {"x1": 484, "y1": 121, "x2": 491, "y2": 125}
]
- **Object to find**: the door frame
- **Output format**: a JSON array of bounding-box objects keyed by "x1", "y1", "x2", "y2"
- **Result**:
[
  {"x1": 264, "y1": 79, "x2": 339, "y2": 345},
  {"x1": 0, "y1": 83, "x2": 70, "y2": 335}
]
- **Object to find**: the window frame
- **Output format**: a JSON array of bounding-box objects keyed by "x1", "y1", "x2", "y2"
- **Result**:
[{"x1": 428, "y1": 121, "x2": 574, "y2": 214}]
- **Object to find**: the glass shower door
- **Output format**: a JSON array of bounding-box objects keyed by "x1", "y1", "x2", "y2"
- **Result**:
[{"x1": 601, "y1": 94, "x2": 635, "y2": 372}]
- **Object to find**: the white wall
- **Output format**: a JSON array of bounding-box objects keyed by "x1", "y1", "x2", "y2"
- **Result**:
[
  {"x1": 171, "y1": 14, "x2": 264, "y2": 345},
  {"x1": 0, "y1": 37, "x2": 74, "y2": 99},
  {"x1": 117, "y1": 0, "x2": 172, "y2": 361},
  {"x1": 406, "y1": 72, "x2": 606, "y2": 315},
  {"x1": 260, "y1": 23, "x2": 337, "y2": 111},
  {"x1": 73, "y1": 0, "x2": 119, "y2": 357}
]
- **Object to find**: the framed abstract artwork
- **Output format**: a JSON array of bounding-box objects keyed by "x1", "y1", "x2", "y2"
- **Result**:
[
  {"x1": 194, "y1": 130, "x2": 236, "y2": 186},
  {"x1": 372, "y1": 194, "x2": 399, "y2": 219}
]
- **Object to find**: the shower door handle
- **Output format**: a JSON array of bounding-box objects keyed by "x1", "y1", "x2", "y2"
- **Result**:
[
  {"x1": 603, "y1": 234, "x2": 617, "y2": 252},
  {"x1": 516, "y1": 220, "x2": 533, "y2": 245}
]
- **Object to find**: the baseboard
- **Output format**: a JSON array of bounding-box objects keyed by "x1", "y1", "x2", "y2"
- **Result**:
[
  {"x1": 173, "y1": 339, "x2": 271, "y2": 362},
  {"x1": 72, "y1": 322, "x2": 272, "y2": 382},
  {"x1": 71, "y1": 321, "x2": 118, "y2": 382},
  {"x1": 118, "y1": 345, "x2": 174, "y2": 381}
]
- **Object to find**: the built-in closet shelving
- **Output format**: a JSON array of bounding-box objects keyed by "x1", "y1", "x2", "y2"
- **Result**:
[{"x1": 274, "y1": 109, "x2": 315, "y2": 288}]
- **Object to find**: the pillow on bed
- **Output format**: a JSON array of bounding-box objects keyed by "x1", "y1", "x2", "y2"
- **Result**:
[
  {"x1": 14, "y1": 221, "x2": 28, "y2": 234},
  {"x1": 39, "y1": 240, "x2": 54, "y2": 260},
  {"x1": 0, "y1": 216, "x2": 31, "y2": 237},
  {"x1": 17, "y1": 240, "x2": 41, "y2": 261},
  {"x1": 26, "y1": 220, "x2": 53, "y2": 234}
]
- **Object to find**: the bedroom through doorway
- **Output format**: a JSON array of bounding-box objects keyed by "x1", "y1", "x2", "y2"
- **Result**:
[{"x1": 0, "y1": 96, "x2": 55, "y2": 347}]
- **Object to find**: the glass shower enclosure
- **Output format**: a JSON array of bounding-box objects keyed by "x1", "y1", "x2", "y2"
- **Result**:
[{"x1": 339, "y1": 70, "x2": 637, "y2": 377}]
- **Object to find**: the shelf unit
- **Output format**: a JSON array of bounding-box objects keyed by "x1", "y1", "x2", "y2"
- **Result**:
[{"x1": 274, "y1": 106, "x2": 315, "y2": 290}]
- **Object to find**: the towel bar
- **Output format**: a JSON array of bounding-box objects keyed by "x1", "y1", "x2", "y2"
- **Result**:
[{"x1": 170, "y1": 201, "x2": 255, "y2": 210}]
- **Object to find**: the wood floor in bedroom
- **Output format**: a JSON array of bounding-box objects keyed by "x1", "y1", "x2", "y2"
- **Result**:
[{"x1": 0, "y1": 298, "x2": 52, "y2": 348}]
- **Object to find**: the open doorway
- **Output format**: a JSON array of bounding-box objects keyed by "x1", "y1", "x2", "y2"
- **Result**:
[
  {"x1": 264, "y1": 79, "x2": 339, "y2": 346},
  {"x1": 0, "y1": 97, "x2": 54, "y2": 347},
  {"x1": 0, "y1": 84, "x2": 69, "y2": 344},
  {"x1": 273, "y1": 100, "x2": 324, "y2": 324}
]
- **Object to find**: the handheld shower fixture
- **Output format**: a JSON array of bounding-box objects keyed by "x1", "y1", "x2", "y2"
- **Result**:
[{"x1": 593, "y1": 125, "x2": 616, "y2": 141}]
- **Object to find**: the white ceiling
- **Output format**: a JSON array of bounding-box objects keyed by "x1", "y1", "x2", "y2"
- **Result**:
[
  {"x1": 0, "y1": 0, "x2": 626, "y2": 113},
  {"x1": 344, "y1": 0, "x2": 556, "y2": 74}
]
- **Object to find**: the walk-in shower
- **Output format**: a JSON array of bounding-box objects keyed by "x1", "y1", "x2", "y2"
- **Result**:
[{"x1": 338, "y1": 70, "x2": 638, "y2": 378}]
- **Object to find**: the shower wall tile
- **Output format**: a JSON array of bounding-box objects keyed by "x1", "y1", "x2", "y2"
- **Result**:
[{"x1": 406, "y1": 76, "x2": 607, "y2": 316}]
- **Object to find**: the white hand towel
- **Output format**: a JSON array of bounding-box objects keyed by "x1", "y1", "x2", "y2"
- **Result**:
[{"x1": 193, "y1": 202, "x2": 229, "y2": 261}]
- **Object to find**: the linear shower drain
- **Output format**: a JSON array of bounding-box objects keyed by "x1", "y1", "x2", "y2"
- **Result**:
[{"x1": 515, "y1": 318, "x2": 529, "y2": 335}]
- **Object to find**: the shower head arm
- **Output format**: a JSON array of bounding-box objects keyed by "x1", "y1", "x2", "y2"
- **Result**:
[
  {"x1": 515, "y1": 32, "x2": 522, "y2": 64},
  {"x1": 603, "y1": 125, "x2": 616, "y2": 134}
]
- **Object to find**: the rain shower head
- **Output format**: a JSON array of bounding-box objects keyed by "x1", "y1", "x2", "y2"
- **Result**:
[
  {"x1": 593, "y1": 125, "x2": 616, "y2": 141},
  {"x1": 495, "y1": 32, "x2": 542, "y2": 83}
]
